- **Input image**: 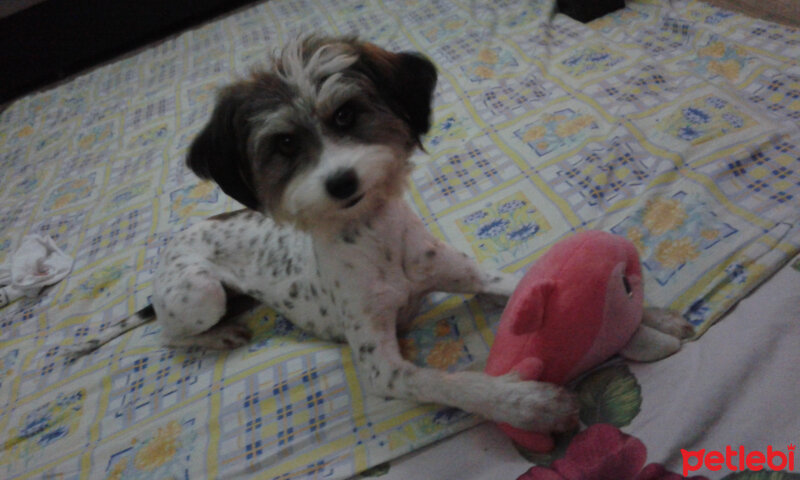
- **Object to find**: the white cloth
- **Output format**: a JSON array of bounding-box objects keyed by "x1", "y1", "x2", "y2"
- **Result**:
[{"x1": 0, "y1": 234, "x2": 74, "y2": 308}]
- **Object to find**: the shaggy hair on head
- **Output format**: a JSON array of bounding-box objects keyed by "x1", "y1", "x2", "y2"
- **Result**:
[{"x1": 186, "y1": 35, "x2": 437, "y2": 229}]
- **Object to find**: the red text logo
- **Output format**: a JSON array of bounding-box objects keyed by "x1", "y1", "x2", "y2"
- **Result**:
[{"x1": 682, "y1": 444, "x2": 795, "y2": 476}]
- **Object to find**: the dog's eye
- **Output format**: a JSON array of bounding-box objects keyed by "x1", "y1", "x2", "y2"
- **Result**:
[
  {"x1": 622, "y1": 276, "x2": 633, "y2": 297},
  {"x1": 274, "y1": 134, "x2": 298, "y2": 156},
  {"x1": 333, "y1": 105, "x2": 356, "y2": 129}
]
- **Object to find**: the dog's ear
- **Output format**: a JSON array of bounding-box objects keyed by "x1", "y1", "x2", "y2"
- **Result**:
[
  {"x1": 355, "y1": 44, "x2": 438, "y2": 141},
  {"x1": 186, "y1": 84, "x2": 261, "y2": 210}
]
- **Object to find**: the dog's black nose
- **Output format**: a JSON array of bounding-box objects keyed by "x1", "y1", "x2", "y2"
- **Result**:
[{"x1": 325, "y1": 168, "x2": 359, "y2": 200}]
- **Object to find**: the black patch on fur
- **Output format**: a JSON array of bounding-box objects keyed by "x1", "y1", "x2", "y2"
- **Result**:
[
  {"x1": 285, "y1": 259, "x2": 293, "y2": 276},
  {"x1": 359, "y1": 343, "x2": 376, "y2": 362},
  {"x1": 186, "y1": 78, "x2": 291, "y2": 210},
  {"x1": 208, "y1": 209, "x2": 248, "y2": 221},
  {"x1": 387, "y1": 368, "x2": 401, "y2": 390},
  {"x1": 353, "y1": 45, "x2": 438, "y2": 143},
  {"x1": 341, "y1": 231, "x2": 357, "y2": 244},
  {"x1": 137, "y1": 304, "x2": 156, "y2": 319}
]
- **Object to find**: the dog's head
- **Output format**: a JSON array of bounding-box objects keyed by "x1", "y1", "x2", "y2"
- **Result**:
[{"x1": 186, "y1": 36, "x2": 437, "y2": 229}]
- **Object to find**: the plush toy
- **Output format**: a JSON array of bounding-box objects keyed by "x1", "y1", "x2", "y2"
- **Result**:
[{"x1": 485, "y1": 230, "x2": 644, "y2": 453}]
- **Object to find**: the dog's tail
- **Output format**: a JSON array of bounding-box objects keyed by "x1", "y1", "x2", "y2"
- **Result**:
[{"x1": 64, "y1": 305, "x2": 156, "y2": 359}]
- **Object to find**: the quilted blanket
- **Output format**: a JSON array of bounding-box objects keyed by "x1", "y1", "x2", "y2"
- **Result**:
[{"x1": 1, "y1": 0, "x2": 798, "y2": 478}]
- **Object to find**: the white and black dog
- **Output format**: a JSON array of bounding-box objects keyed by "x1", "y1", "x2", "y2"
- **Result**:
[{"x1": 68, "y1": 36, "x2": 690, "y2": 433}]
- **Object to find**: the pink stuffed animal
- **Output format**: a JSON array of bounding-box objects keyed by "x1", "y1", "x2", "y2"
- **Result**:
[{"x1": 485, "y1": 230, "x2": 644, "y2": 452}]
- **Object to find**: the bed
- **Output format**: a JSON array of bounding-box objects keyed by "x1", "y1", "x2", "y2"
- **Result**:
[{"x1": 0, "y1": 0, "x2": 798, "y2": 478}]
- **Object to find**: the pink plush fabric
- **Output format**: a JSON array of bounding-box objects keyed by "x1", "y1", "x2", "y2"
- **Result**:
[{"x1": 485, "y1": 231, "x2": 644, "y2": 452}]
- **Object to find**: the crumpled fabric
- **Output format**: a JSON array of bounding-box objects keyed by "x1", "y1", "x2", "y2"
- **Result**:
[{"x1": 0, "y1": 234, "x2": 74, "y2": 308}]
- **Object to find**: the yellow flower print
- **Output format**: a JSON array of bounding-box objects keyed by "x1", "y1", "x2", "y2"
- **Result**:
[
  {"x1": 53, "y1": 193, "x2": 77, "y2": 211},
  {"x1": 626, "y1": 226, "x2": 646, "y2": 254},
  {"x1": 474, "y1": 65, "x2": 495, "y2": 79},
  {"x1": 655, "y1": 237, "x2": 699, "y2": 268},
  {"x1": 189, "y1": 182, "x2": 215, "y2": 199},
  {"x1": 555, "y1": 115, "x2": 594, "y2": 138},
  {"x1": 133, "y1": 421, "x2": 181, "y2": 471},
  {"x1": 591, "y1": 17, "x2": 612, "y2": 30},
  {"x1": 700, "y1": 229, "x2": 719, "y2": 241},
  {"x1": 107, "y1": 458, "x2": 128, "y2": 480},
  {"x1": 523, "y1": 125, "x2": 546, "y2": 142},
  {"x1": 78, "y1": 264, "x2": 128, "y2": 300},
  {"x1": 445, "y1": 19, "x2": 466, "y2": 30},
  {"x1": 477, "y1": 48, "x2": 499, "y2": 64},
  {"x1": 708, "y1": 59, "x2": 741, "y2": 82},
  {"x1": 699, "y1": 41, "x2": 725, "y2": 59},
  {"x1": 555, "y1": 120, "x2": 579, "y2": 138},
  {"x1": 435, "y1": 320, "x2": 452, "y2": 337},
  {"x1": 642, "y1": 198, "x2": 687, "y2": 235},
  {"x1": 17, "y1": 125, "x2": 34, "y2": 138},
  {"x1": 572, "y1": 115, "x2": 595, "y2": 129},
  {"x1": 426, "y1": 340, "x2": 464, "y2": 369}
]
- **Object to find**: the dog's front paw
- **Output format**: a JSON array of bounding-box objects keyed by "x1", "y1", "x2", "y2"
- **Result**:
[
  {"x1": 217, "y1": 324, "x2": 254, "y2": 349},
  {"x1": 642, "y1": 307, "x2": 695, "y2": 339},
  {"x1": 476, "y1": 271, "x2": 519, "y2": 305},
  {"x1": 489, "y1": 376, "x2": 579, "y2": 433},
  {"x1": 170, "y1": 324, "x2": 253, "y2": 350}
]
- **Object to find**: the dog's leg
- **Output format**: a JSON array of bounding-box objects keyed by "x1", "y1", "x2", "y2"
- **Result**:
[
  {"x1": 418, "y1": 241, "x2": 518, "y2": 297},
  {"x1": 620, "y1": 308, "x2": 694, "y2": 362},
  {"x1": 640, "y1": 307, "x2": 695, "y2": 339},
  {"x1": 345, "y1": 318, "x2": 578, "y2": 431},
  {"x1": 154, "y1": 266, "x2": 253, "y2": 350},
  {"x1": 620, "y1": 324, "x2": 681, "y2": 362}
]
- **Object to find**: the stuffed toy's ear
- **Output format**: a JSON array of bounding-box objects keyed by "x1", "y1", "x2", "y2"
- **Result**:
[{"x1": 507, "y1": 279, "x2": 555, "y2": 336}]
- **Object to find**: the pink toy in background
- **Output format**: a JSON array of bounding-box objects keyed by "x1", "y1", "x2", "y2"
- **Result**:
[{"x1": 485, "y1": 230, "x2": 644, "y2": 453}]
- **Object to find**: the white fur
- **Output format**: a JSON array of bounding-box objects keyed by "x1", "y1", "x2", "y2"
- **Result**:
[
  {"x1": 142, "y1": 195, "x2": 577, "y2": 432},
  {"x1": 275, "y1": 41, "x2": 358, "y2": 104},
  {"x1": 279, "y1": 141, "x2": 396, "y2": 221},
  {"x1": 66, "y1": 36, "x2": 582, "y2": 434}
]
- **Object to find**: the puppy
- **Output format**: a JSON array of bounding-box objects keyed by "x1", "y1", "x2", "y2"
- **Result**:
[{"x1": 67, "y1": 36, "x2": 579, "y2": 433}]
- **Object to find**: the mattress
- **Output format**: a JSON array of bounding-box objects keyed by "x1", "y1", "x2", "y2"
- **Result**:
[{"x1": 0, "y1": 0, "x2": 798, "y2": 478}]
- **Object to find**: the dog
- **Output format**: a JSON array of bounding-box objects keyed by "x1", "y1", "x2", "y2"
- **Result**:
[{"x1": 67, "y1": 36, "x2": 691, "y2": 432}]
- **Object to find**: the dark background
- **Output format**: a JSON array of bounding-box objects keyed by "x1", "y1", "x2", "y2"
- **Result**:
[{"x1": 0, "y1": 0, "x2": 258, "y2": 104}]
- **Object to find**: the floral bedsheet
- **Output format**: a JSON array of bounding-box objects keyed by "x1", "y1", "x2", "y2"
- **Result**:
[{"x1": 1, "y1": 0, "x2": 798, "y2": 478}]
